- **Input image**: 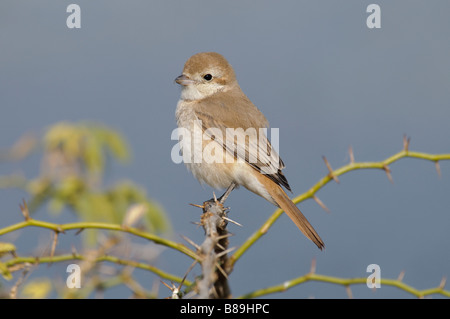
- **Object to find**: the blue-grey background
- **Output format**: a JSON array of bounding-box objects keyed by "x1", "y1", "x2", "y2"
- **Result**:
[{"x1": 1, "y1": 1, "x2": 449, "y2": 298}]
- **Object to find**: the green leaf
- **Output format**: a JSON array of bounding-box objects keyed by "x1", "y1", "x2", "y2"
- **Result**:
[
  {"x1": 103, "y1": 129, "x2": 130, "y2": 162},
  {"x1": 48, "y1": 197, "x2": 65, "y2": 215},
  {"x1": 21, "y1": 279, "x2": 52, "y2": 298},
  {"x1": 83, "y1": 136, "x2": 103, "y2": 173},
  {"x1": 144, "y1": 200, "x2": 170, "y2": 233}
]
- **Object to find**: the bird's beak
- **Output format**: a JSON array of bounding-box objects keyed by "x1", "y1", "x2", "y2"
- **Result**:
[{"x1": 175, "y1": 74, "x2": 195, "y2": 86}]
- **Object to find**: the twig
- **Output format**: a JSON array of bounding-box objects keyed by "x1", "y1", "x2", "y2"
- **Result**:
[
  {"x1": 196, "y1": 199, "x2": 231, "y2": 299},
  {"x1": 230, "y1": 141, "x2": 450, "y2": 267},
  {"x1": 0, "y1": 218, "x2": 199, "y2": 261},
  {"x1": 238, "y1": 271, "x2": 450, "y2": 299},
  {"x1": 5, "y1": 253, "x2": 192, "y2": 287}
]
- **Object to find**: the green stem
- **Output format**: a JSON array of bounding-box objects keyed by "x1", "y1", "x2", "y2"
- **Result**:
[
  {"x1": 0, "y1": 219, "x2": 199, "y2": 261},
  {"x1": 230, "y1": 149, "x2": 450, "y2": 266},
  {"x1": 238, "y1": 272, "x2": 450, "y2": 299},
  {"x1": 5, "y1": 254, "x2": 192, "y2": 287}
]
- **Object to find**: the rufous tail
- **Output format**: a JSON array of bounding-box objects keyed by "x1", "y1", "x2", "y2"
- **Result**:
[{"x1": 264, "y1": 180, "x2": 324, "y2": 250}]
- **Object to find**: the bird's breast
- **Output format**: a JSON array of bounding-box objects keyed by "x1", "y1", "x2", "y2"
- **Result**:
[{"x1": 176, "y1": 99, "x2": 234, "y2": 189}]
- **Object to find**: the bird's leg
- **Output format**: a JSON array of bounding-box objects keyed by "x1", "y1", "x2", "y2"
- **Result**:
[
  {"x1": 204, "y1": 182, "x2": 236, "y2": 206},
  {"x1": 217, "y1": 182, "x2": 236, "y2": 204}
]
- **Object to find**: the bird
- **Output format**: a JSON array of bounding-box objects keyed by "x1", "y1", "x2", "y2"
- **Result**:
[{"x1": 174, "y1": 52, "x2": 324, "y2": 250}]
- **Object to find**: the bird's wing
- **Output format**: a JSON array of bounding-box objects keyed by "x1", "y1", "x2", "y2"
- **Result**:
[{"x1": 193, "y1": 91, "x2": 291, "y2": 191}]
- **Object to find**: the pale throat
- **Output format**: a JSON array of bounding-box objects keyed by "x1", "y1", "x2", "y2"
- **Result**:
[{"x1": 180, "y1": 83, "x2": 226, "y2": 101}]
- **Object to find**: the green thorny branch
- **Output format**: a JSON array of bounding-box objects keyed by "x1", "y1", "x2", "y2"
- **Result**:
[
  {"x1": 228, "y1": 136, "x2": 450, "y2": 298},
  {"x1": 0, "y1": 201, "x2": 198, "y2": 296},
  {"x1": 1, "y1": 136, "x2": 450, "y2": 298},
  {"x1": 238, "y1": 258, "x2": 450, "y2": 299},
  {"x1": 230, "y1": 136, "x2": 450, "y2": 265}
]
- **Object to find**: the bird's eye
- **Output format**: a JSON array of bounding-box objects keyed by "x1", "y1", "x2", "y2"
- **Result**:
[{"x1": 203, "y1": 74, "x2": 213, "y2": 81}]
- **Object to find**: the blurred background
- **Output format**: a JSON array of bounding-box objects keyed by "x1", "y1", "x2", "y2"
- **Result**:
[{"x1": 0, "y1": 0, "x2": 449, "y2": 298}]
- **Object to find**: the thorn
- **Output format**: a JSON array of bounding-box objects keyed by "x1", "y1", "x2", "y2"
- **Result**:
[
  {"x1": 218, "y1": 183, "x2": 236, "y2": 204},
  {"x1": 322, "y1": 156, "x2": 340, "y2": 184},
  {"x1": 216, "y1": 233, "x2": 234, "y2": 241},
  {"x1": 191, "y1": 221, "x2": 203, "y2": 228},
  {"x1": 345, "y1": 285, "x2": 353, "y2": 299},
  {"x1": 439, "y1": 276, "x2": 447, "y2": 289},
  {"x1": 178, "y1": 260, "x2": 198, "y2": 291},
  {"x1": 19, "y1": 199, "x2": 30, "y2": 221},
  {"x1": 222, "y1": 216, "x2": 243, "y2": 227},
  {"x1": 435, "y1": 161, "x2": 441, "y2": 178},
  {"x1": 215, "y1": 262, "x2": 228, "y2": 279},
  {"x1": 179, "y1": 234, "x2": 200, "y2": 250},
  {"x1": 215, "y1": 242, "x2": 226, "y2": 251},
  {"x1": 397, "y1": 270, "x2": 405, "y2": 282},
  {"x1": 50, "y1": 231, "x2": 58, "y2": 260},
  {"x1": 75, "y1": 228, "x2": 85, "y2": 236},
  {"x1": 383, "y1": 164, "x2": 394, "y2": 184},
  {"x1": 190, "y1": 203, "x2": 205, "y2": 209},
  {"x1": 216, "y1": 247, "x2": 236, "y2": 258},
  {"x1": 310, "y1": 257, "x2": 317, "y2": 274},
  {"x1": 348, "y1": 145, "x2": 355, "y2": 164},
  {"x1": 313, "y1": 195, "x2": 330, "y2": 214},
  {"x1": 160, "y1": 280, "x2": 177, "y2": 294},
  {"x1": 403, "y1": 135, "x2": 411, "y2": 152},
  {"x1": 71, "y1": 245, "x2": 78, "y2": 257},
  {"x1": 213, "y1": 192, "x2": 218, "y2": 203}
]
